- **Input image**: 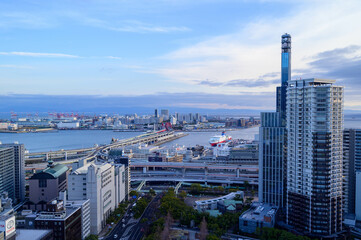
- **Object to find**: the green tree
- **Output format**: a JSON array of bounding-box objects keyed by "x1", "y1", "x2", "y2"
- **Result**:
[
  {"x1": 179, "y1": 190, "x2": 187, "y2": 199},
  {"x1": 130, "y1": 190, "x2": 139, "y2": 198},
  {"x1": 207, "y1": 235, "x2": 220, "y2": 240},
  {"x1": 190, "y1": 183, "x2": 203, "y2": 195},
  {"x1": 85, "y1": 235, "x2": 98, "y2": 240},
  {"x1": 149, "y1": 188, "x2": 156, "y2": 196},
  {"x1": 244, "y1": 181, "x2": 250, "y2": 192}
]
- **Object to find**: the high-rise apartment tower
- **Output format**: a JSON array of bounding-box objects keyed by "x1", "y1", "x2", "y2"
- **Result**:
[{"x1": 286, "y1": 78, "x2": 343, "y2": 237}]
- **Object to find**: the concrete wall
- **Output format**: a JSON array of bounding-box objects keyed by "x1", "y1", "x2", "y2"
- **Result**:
[{"x1": 29, "y1": 178, "x2": 58, "y2": 204}]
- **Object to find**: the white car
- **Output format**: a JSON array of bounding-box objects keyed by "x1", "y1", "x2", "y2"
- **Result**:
[{"x1": 114, "y1": 234, "x2": 118, "y2": 238}]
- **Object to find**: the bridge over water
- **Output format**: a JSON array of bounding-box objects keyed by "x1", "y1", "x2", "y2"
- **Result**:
[{"x1": 25, "y1": 130, "x2": 186, "y2": 164}]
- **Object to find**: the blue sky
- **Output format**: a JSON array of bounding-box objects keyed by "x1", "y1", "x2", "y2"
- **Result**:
[{"x1": 1, "y1": 0, "x2": 361, "y2": 112}]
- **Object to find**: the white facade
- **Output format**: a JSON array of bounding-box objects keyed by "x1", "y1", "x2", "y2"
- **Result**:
[
  {"x1": 286, "y1": 78, "x2": 343, "y2": 236},
  {"x1": 66, "y1": 199, "x2": 91, "y2": 240},
  {"x1": 356, "y1": 171, "x2": 361, "y2": 221},
  {"x1": 56, "y1": 121, "x2": 80, "y2": 129},
  {"x1": 212, "y1": 143, "x2": 230, "y2": 157},
  {"x1": 68, "y1": 162, "x2": 126, "y2": 234},
  {"x1": 0, "y1": 122, "x2": 18, "y2": 130}
]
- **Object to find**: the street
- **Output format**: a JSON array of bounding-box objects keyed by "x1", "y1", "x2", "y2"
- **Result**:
[{"x1": 105, "y1": 194, "x2": 162, "y2": 240}]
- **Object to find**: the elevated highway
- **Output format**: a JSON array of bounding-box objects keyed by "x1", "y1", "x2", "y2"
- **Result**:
[
  {"x1": 25, "y1": 130, "x2": 186, "y2": 164},
  {"x1": 131, "y1": 174, "x2": 258, "y2": 185}
]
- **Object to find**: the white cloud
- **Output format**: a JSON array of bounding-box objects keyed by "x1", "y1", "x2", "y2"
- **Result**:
[
  {"x1": 0, "y1": 64, "x2": 33, "y2": 69},
  {"x1": 0, "y1": 52, "x2": 79, "y2": 58},
  {"x1": 150, "y1": 0, "x2": 361, "y2": 100},
  {"x1": 76, "y1": 16, "x2": 190, "y2": 33},
  {"x1": 106, "y1": 56, "x2": 122, "y2": 60}
]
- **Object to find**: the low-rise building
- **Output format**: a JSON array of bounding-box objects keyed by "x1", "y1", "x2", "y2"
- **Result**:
[
  {"x1": 195, "y1": 191, "x2": 244, "y2": 212},
  {"x1": 32, "y1": 200, "x2": 82, "y2": 240},
  {"x1": 0, "y1": 193, "x2": 16, "y2": 240},
  {"x1": 228, "y1": 144, "x2": 258, "y2": 165},
  {"x1": 56, "y1": 121, "x2": 80, "y2": 129},
  {"x1": 239, "y1": 202, "x2": 278, "y2": 234},
  {"x1": 27, "y1": 162, "x2": 68, "y2": 210},
  {"x1": 0, "y1": 215, "x2": 16, "y2": 240}
]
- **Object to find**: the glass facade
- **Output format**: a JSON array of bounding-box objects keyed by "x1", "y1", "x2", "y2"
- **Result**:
[
  {"x1": 259, "y1": 34, "x2": 291, "y2": 210},
  {"x1": 281, "y1": 52, "x2": 290, "y2": 85},
  {"x1": 259, "y1": 112, "x2": 285, "y2": 207}
]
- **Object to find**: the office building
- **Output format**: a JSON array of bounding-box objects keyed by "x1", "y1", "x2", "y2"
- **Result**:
[
  {"x1": 0, "y1": 148, "x2": 15, "y2": 201},
  {"x1": 160, "y1": 109, "x2": 169, "y2": 117},
  {"x1": 258, "y1": 112, "x2": 285, "y2": 207},
  {"x1": 110, "y1": 152, "x2": 131, "y2": 200},
  {"x1": 154, "y1": 109, "x2": 158, "y2": 118},
  {"x1": 286, "y1": 78, "x2": 343, "y2": 237},
  {"x1": 64, "y1": 199, "x2": 91, "y2": 240},
  {"x1": 27, "y1": 162, "x2": 68, "y2": 210},
  {"x1": 343, "y1": 129, "x2": 361, "y2": 215},
  {"x1": 68, "y1": 162, "x2": 127, "y2": 234},
  {"x1": 32, "y1": 200, "x2": 82, "y2": 240},
  {"x1": 0, "y1": 143, "x2": 25, "y2": 203},
  {"x1": 258, "y1": 34, "x2": 290, "y2": 208}
]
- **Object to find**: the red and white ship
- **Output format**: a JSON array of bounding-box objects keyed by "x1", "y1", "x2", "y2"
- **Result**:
[{"x1": 209, "y1": 132, "x2": 232, "y2": 147}]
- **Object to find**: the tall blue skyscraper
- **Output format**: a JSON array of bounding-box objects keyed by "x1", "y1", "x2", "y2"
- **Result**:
[
  {"x1": 277, "y1": 33, "x2": 291, "y2": 121},
  {"x1": 281, "y1": 33, "x2": 291, "y2": 85},
  {"x1": 259, "y1": 34, "x2": 291, "y2": 209}
]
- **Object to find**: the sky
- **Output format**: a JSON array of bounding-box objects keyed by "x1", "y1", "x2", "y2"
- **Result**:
[{"x1": 1, "y1": 0, "x2": 361, "y2": 113}]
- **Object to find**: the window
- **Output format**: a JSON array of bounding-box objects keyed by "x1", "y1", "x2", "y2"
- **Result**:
[{"x1": 39, "y1": 179, "x2": 47, "y2": 188}]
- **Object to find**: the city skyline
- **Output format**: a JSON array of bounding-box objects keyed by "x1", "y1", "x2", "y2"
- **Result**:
[{"x1": 1, "y1": 0, "x2": 361, "y2": 112}]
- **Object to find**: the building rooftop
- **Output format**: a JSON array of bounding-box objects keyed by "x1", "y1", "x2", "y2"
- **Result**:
[
  {"x1": 35, "y1": 205, "x2": 80, "y2": 221},
  {"x1": 16, "y1": 229, "x2": 52, "y2": 240},
  {"x1": 72, "y1": 161, "x2": 112, "y2": 175},
  {"x1": 288, "y1": 78, "x2": 336, "y2": 85},
  {"x1": 31, "y1": 164, "x2": 68, "y2": 179},
  {"x1": 195, "y1": 191, "x2": 243, "y2": 206},
  {"x1": 240, "y1": 202, "x2": 278, "y2": 223},
  {"x1": 206, "y1": 210, "x2": 222, "y2": 217}
]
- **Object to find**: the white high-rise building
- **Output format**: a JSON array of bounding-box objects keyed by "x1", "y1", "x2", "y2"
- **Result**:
[
  {"x1": 286, "y1": 78, "x2": 343, "y2": 237},
  {"x1": 68, "y1": 162, "x2": 126, "y2": 234}
]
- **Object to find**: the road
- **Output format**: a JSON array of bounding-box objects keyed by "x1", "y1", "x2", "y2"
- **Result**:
[{"x1": 106, "y1": 194, "x2": 162, "y2": 240}]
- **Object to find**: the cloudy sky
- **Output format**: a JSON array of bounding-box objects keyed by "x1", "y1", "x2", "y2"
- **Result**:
[{"x1": 1, "y1": 0, "x2": 361, "y2": 112}]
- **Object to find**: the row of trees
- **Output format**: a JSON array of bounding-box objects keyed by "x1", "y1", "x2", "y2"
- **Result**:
[
  {"x1": 105, "y1": 202, "x2": 128, "y2": 224},
  {"x1": 258, "y1": 227, "x2": 316, "y2": 240},
  {"x1": 133, "y1": 197, "x2": 150, "y2": 218},
  {"x1": 158, "y1": 189, "x2": 243, "y2": 238}
]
